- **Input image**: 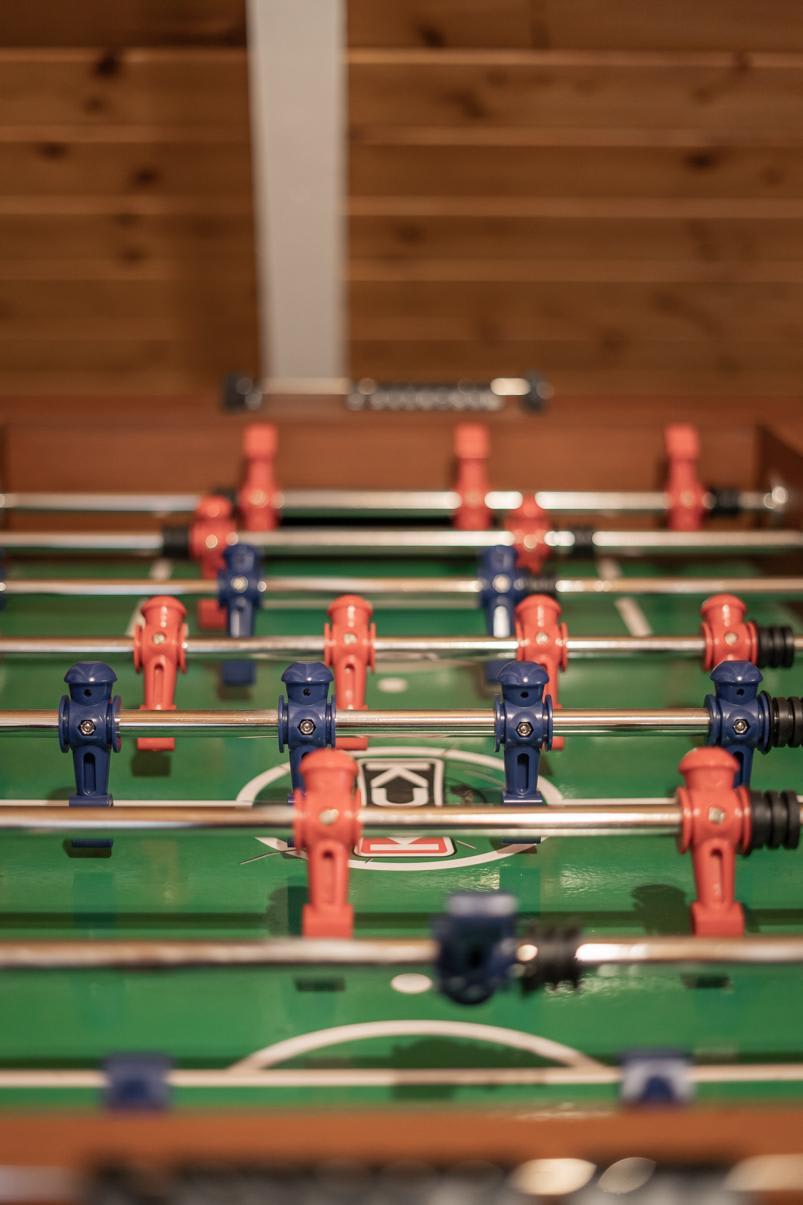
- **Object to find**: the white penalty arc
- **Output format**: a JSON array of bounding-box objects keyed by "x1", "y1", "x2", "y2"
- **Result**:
[
  {"x1": 237, "y1": 745, "x2": 563, "y2": 873},
  {"x1": 229, "y1": 1019, "x2": 603, "y2": 1073}
]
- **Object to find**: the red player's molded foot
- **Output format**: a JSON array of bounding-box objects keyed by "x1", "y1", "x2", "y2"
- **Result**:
[
  {"x1": 691, "y1": 899, "x2": 745, "y2": 938},
  {"x1": 454, "y1": 422, "x2": 491, "y2": 530},
  {"x1": 302, "y1": 902, "x2": 355, "y2": 940},
  {"x1": 664, "y1": 424, "x2": 707, "y2": 532},
  {"x1": 238, "y1": 423, "x2": 280, "y2": 531}
]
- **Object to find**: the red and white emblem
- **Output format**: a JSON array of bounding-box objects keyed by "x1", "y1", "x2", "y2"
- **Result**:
[
  {"x1": 355, "y1": 835, "x2": 453, "y2": 858},
  {"x1": 355, "y1": 758, "x2": 454, "y2": 859}
]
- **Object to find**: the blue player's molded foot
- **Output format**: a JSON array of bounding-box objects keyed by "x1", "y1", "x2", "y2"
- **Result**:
[
  {"x1": 220, "y1": 659, "x2": 256, "y2": 687},
  {"x1": 103, "y1": 1054, "x2": 173, "y2": 1112}
]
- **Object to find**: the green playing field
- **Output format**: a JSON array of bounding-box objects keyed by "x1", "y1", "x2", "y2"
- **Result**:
[{"x1": 1, "y1": 553, "x2": 801, "y2": 1111}]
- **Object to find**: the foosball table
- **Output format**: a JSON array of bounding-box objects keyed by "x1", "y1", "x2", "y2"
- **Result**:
[{"x1": 1, "y1": 412, "x2": 803, "y2": 1202}]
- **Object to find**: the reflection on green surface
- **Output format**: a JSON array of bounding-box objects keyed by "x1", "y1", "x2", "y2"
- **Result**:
[{"x1": 1, "y1": 554, "x2": 802, "y2": 1109}]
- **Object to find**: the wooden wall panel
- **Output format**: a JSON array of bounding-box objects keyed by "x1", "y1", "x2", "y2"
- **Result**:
[
  {"x1": 350, "y1": 144, "x2": 803, "y2": 199},
  {"x1": 0, "y1": 50, "x2": 249, "y2": 126},
  {"x1": 350, "y1": 280, "x2": 803, "y2": 341},
  {"x1": 349, "y1": 211, "x2": 803, "y2": 262},
  {"x1": 0, "y1": 203, "x2": 253, "y2": 261},
  {"x1": 349, "y1": 51, "x2": 803, "y2": 134},
  {"x1": 0, "y1": 135, "x2": 250, "y2": 197},
  {"x1": 348, "y1": 1, "x2": 535, "y2": 50},
  {"x1": 4, "y1": 1, "x2": 803, "y2": 402},
  {"x1": 0, "y1": 2, "x2": 246, "y2": 47},
  {"x1": 0, "y1": 7, "x2": 258, "y2": 396},
  {"x1": 348, "y1": 1, "x2": 803, "y2": 53},
  {"x1": 345, "y1": 4, "x2": 803, "y2": 401},
  {"x1": 528, "y1": 1, "x2": 803, "y2": 54}
]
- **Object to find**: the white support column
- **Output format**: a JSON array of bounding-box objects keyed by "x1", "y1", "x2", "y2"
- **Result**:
[{"x1": 246, "y1": 0, "x2": 346, "y2": 381}]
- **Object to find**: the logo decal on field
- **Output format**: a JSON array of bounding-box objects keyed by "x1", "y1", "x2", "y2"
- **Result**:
[
  {"x1": 359, "y1": 758, "x2": 443, "y2": 808},
  {"x1": 355, "y1": 757, "x2": 453, "y2": 857},
  {"x1": 356, "y1": 834, "x2": 454, "y2": 858},
  {"x1": 238, "y1": 745, "x2": 563, "y2": 873}
]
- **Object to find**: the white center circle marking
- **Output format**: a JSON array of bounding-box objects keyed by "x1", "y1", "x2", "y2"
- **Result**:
[{"x1": 237, "y1": 745, "x2": 563, "y2": 872}]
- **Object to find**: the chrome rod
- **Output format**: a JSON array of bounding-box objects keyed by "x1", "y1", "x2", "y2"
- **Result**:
[
  {"x1": 576, "y1": 935, "x2": 803, "y2": 967},
  {"x1": 1, "y1": 629, "x2": 802, "y2": 666},
  {"x1": 568, "y1": 634, "x2": 803, "y2": 656},
  {"x1": 0, "y1": 637, "x2": 137, "y2": 657},
  {"x1": 5, "y1": 1064, "x2": 803, "y2": 1089},
  {"x1": 0, "y1": 491, "x2": 202, "y2": 515},
  {"x1": 568, "y1": 635, "x2": 706, "y2": 656},
  {"x1": 0, "y1": 937, "x2": 435, "y2": 969},
  {"x1": 7, "y1": 633, "x2": 797, "y2": 661},
  {"x1": 0, "y1": 532, "x2": 163, "y2": 553},
  {"x1": 0, "y1": 528, "x2": 800, "y2": 557},
  {"x1": 552, "y1": 708, "x2": 709, "y2": 735},
  {"x1": 1, "y1": 578, "x2": 219, "y2": 598},
  {"x1": 590, "y1": 529, "x2": 803, "y2": 555},
  {"x1": 1, "y1": 933, "x2": 802, "y2": 971},
  {"x1": 233, "y1": 487, "x2": 789, "y2": 519},
  {"x1": 240, "y1": 528, "x2": 803, "y2": 557},
  {"x1": 0, "y1": 803, "x2": 685, "y2": 834},
  {"x1": 554, "y1": 576, "x2": 803, "y2": 597},
  {"x1": 2, "y1": 575, "x2": 803, "y2": 602},
  {"x1": 0, "y1": 487, "x2": 785, "y2": 518},
  {"x1": 0, "y1": 706, "x2": 714, "y2": 738}
]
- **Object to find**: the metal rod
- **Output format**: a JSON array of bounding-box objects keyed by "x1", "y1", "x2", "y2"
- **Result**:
[
  {"x1": 0, "y1": 486, "x2": 785, "y2": 518},
  {"x1": 1, "y1": 528, "x2": 800, "y2": 557},
  {"x1": 240, "y1": 527, "x2": 803, "y2": 557},
  {"x1": 0, "y1": 706, "x2": 715, "y2": 738},
  {"x1": 0, "y1": 803, "x2": 685, "y2": 834},
  {"x1": 555, "y1": 576, "x2": 803, "y2": 598},
  {"x1": 1, "y1": 933, "x2": 802, "y2": 971},
  {"x1": 1, "y1": 632, "x2": 799, "y2": 661},
  {"x1": 0, "y1": 492, "x2": 203, "y2": 515},
  {"x1": 575, "y1": 935, "x2": 803, "y2": 967},
  {"x1": 5, "y1": 1064, "x2": 803, "y2": 1090},
  {"x1": 2, "y1": 574, "x2": 803, "y2": 602},
  {"x1": 0, "y1": 532, "x2": 163, "y2": 553},
  {"x1": 0, "y1": 937, "x2": 435, "y2": 969}
]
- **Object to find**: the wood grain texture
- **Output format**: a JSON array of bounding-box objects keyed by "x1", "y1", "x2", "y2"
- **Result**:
[
  {"x1": 348, "y1": 0, "x2": 535, "y2": 49},
  {"x1": 0, "y1": 276, "x2": 254, "y2": 321},
  {"x1": 0, "y1": 0, "x2": 246, "y2": 47},
  {"x1": 342, "y1": 8, "x2": 803, "y2": 397},
  {"x1": 349, "y1": 50, "x2": 803, "y2": 134},
  {"x1": 349, "y1": 336, "x2": 803, "y2": 374},
  {"x1": 526, "y1": 0, "x2": 803, "y2": 53},
  {"x1": 0, "y1": 12, "x2": 255, "y2": 395},
  {"x1": 348, "y1": 0, "x2": 803, "y2": 52},
  {"x1": 0, "y1": 131, "x2": 250, "y2": 197},
  {"x1": 350, "y1": 278, "x2": 803, "y2": 341},
  {"x1": 350, "y1": 143, "x2": 803, "y2": 199},
  {"x1": 0, "y1": 204, "x2": 254, "y2": 260},
  {"x1": 0, "y1": 333, "x2": 255, "y2": 372},
  {"x1": 0, "y1": 49, "x2": 249, "y2": 125},
  {"x1": 349, "y1": 212, "x2": 803, "y2": 261},
  {"x1": 8, "y1": 1, "x2": 803, "y2": 399}
]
